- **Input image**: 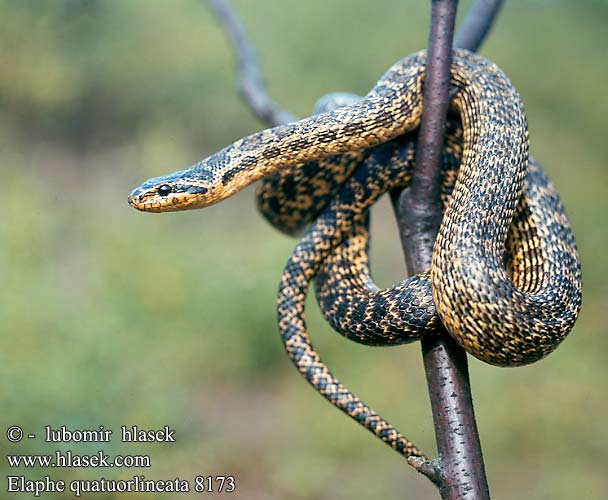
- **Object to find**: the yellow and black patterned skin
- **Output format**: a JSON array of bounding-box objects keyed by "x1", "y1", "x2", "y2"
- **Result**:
[
  {"x1": 256, "y1": 93, "x2": 369, "y2": 236},
  {"x1": 276, "y1": 130, "x2": 460, "y2": 458},
  {"x1": 310, "y1": 118, "x2": 463, "y2": 345},
  {"x1": 128, "y1": 50, "x2": 582, "y2": 459}
]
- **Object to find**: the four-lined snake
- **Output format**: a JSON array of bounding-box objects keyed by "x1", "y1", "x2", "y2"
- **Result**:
[{"x1": 128, "y1": 49, "x2": 582, "y2": 459}]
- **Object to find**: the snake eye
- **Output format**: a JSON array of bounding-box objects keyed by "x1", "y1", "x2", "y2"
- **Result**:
[{"x1": 157, "y1": 184, "x2": 172, "y2": 197}]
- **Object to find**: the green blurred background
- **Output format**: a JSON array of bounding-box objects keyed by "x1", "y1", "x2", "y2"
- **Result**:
[{"x1": 1, "y1": 1, "x2": 606, "y2": 498}]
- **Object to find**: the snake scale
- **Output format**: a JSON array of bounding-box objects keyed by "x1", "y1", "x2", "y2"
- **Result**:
[{"x1": 128, "y1": 49, "x2": 582, "y2": 459}]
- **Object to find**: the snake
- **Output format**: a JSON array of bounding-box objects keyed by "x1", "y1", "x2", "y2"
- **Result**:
[{"x1": 128, "y1": 49, "x2": 582, "y2": 459}]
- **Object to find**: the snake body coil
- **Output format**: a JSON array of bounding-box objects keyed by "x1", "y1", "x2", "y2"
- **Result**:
[{"x1": 129, "y1": 49, "x2": 582, "y2": 459}]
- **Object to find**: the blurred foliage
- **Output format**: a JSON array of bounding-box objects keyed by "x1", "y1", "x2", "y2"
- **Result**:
[{"x1": 0, "y1": 0, "x2": 606, "y2": 499}]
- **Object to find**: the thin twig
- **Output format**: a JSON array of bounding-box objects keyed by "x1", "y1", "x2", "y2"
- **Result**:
[
  {"x1": 407, "y1": 456, "x2": 444, "y2": 487},
  {"x1": 208, "y1": 0, "x2": 296, "y2": 127},
  {"x1": 208, "y1": 0, "x2": 503, "y2": 125},
  {"x1": 454, "y1": 0, "x2": 504, "y2": 52}
]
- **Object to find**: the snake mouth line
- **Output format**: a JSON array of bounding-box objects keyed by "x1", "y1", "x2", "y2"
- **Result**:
[
  {"x1": 128, "y1": 192, "x2": 208, "y2": 212},
  {"x1": 127, "y1": 193, "x2": 156, "y2": 212},
  {"x1": 127, "y1": 192, "x2": 171, "y2": 212},
  {"x1": 127, "y1": 194, "x2": 141, "y2": 208}
]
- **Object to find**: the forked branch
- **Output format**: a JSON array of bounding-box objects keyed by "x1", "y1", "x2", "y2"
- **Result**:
[{"x1": 209, "y1": 0, "x2": 503, "y2": 498}]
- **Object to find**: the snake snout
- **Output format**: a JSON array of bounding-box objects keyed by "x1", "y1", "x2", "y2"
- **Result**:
[{"x1": 127, "y1": 188, "x2": 146, "y2": 209}]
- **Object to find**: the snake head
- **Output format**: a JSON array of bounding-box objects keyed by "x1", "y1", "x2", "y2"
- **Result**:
[{"x1": 128, "y1": 168, "x2": 216, "y2": 212}]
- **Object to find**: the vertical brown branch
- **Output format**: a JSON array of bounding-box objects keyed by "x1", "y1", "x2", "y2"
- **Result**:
[{"x1": 392, "y1": 1, "x2": 492, "y2": 498}]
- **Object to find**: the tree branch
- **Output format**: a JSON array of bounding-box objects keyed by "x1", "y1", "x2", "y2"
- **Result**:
[
  {"x1": 391, "y1": 0, "x2": 503, "y2": 498},
  {"x1": 453, "y1": 0, "x2": 504, "y2": 52},
  {"x1": 208, "y1": 0, "x2": 296, "y2": 127},
  {"x1": 210, "y1": 0, "x2": 504, "y2": 497}
]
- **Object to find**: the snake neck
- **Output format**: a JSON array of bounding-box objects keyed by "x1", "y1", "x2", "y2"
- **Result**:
[{"x1": 128, "y1": 51, "x2": 429, "y2": 212}]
